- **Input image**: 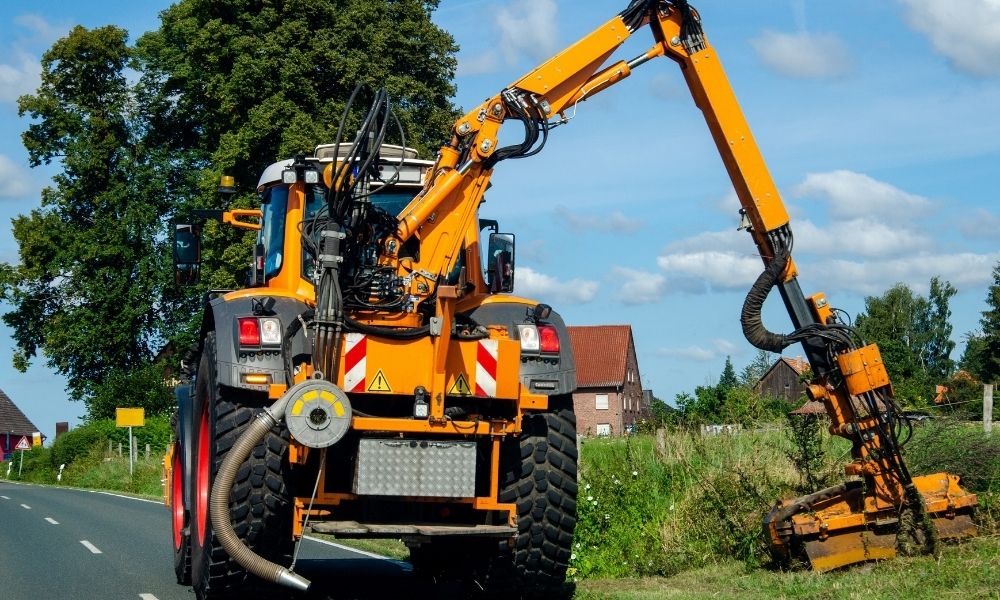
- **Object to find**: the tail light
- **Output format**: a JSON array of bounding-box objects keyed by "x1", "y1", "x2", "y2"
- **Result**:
[
  {"x1": 238, "y1": 317, "x2": 261, "y2": 346},
  {"x1": 517, "y1": 324, "x2": 560, "y2": 355},
  {"x1": 537, "y1": 325, "x2": 560, "y2": 354}
]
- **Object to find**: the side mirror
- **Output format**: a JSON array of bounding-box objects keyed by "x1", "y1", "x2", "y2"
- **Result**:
[
  {"x1": 487, "y1": 232, "x2": 515, "y2": 294},
  {"x1": 174, "y1": 223, "x2": 202, "y2": 286}
]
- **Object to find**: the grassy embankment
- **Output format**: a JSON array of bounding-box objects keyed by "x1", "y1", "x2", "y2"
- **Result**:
[
  {"x1": 1, "y1": 415, "x2": 171, "y2": 498},
  {"x1": 5, "y1": 416, "x2": 999, "y2": 597},
  {"x1": 572, "y1": 420, "x2": 1000, "y2": 598}
]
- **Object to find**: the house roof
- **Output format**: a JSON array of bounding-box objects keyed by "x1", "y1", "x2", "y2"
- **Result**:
[
  {"x1": 0, "y1": 388, "x2": 41, "y2": 437},
  {"x1": 567, "y1": 325, "x2": 634, "y2": 388},
  {"x1": 759, "y1": 356, "x2": 810, "y2": 384}
]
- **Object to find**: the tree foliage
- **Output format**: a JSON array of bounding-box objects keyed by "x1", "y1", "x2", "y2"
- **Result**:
[
  {"x1": 0, "y1": 26, "x2": 171, "y2": 414},
  {"x1": 2, "y1": 2, "x2": 461, "y2": 417},
  {"x1": 855, "y1": 277, "x2": 957, "y2": 406},
  {"x1": 964, "y1": 263, "x2": 1000, "y2": 383}
]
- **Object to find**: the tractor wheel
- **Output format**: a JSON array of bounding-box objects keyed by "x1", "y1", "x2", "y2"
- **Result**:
[
  {"x1": 190, "y1": 332, "x2": 293, "y2": 600},
  {"x1": 170, "y1": 430, "x2": 192, "y2": 584},
  {"x1": 487, "y1": 396, "x2": 578, "y2": 597}
]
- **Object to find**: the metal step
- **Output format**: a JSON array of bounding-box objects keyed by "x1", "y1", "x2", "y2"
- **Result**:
[{"x1": 308, "y1": 521, "x2": 516, "y2": 539}]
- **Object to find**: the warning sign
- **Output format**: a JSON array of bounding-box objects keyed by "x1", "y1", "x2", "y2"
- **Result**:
[
  {"x1": 448, "y1": 374, "x2": 472, "y2": 395},
  {"x1": 14, "y1": 436, "x2": 31, "y2": 451},
  {"x1": 367, "y1": 370, "x2": 392, "y2": 393}
]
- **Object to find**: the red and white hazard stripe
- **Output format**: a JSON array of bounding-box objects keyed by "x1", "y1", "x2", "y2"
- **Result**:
[
  {"x1": 475, "y1": 339, "x2": 498, "y2": 398},
  {"x1": 343, "y1": 333, "x2": 367, "y2": 392}
]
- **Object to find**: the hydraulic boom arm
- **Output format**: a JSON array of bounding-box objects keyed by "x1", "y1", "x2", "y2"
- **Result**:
[{"x1": 384, "y1": 0, "x2": 977, "y2": 570}]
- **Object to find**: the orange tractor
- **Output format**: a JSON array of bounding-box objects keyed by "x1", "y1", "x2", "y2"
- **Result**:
[{"x1": 165, "y1": 1, "x2": 977, "y2": 597}]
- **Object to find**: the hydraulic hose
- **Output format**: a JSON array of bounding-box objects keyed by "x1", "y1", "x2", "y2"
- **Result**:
[
  {"x1": 209, "y1": 396, "x2": 310, "y2": 592},
  {"x1": 740, "y1": 248, "x2": 792, "y2": 353}
]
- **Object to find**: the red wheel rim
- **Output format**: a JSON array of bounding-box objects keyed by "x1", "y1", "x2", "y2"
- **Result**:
[
  {"x1": 196, "y1": 401, "x2": 210, "y2": 545},
  {"x1": 171, "y1": 447, "x2": 185, "y2": 549}
]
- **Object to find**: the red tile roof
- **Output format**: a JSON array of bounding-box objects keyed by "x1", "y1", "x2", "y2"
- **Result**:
[
  {"x1": 0, "y1": 388, "x2": 41, "y2": 438},
  {"x1": 567, "y1": 325, "x2": 634, "y2": 388}
]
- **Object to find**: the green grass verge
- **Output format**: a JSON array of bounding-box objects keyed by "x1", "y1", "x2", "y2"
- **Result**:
[{"x1": 574, "y1": 535, "x2": 1000, "y2": 600}]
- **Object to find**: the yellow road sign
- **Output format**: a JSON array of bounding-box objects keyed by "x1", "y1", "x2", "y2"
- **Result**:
[{"x1": 116, "y1": 408, "x2": 145, "y2": 428}]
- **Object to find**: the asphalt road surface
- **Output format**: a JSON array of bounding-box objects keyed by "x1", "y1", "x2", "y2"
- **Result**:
[{"x1": 0, "y1": 480, "x2": 444, "y2": 600}]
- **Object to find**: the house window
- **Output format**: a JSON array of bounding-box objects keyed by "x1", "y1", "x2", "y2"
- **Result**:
[
  {"x1": 596, "y1": 423, "x2": 611, "y2": 436},
  {"x1": 596, "y1": 394, "x2": 609, "y2": 410}
]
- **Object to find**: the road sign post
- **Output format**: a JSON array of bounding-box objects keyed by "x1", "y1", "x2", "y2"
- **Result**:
[
  {"x1": 14, "y1": 435, "x2": 30, "y2": 477},
  {"x1": 116, "y1": 408, "x2": 145, "y2": 477}
]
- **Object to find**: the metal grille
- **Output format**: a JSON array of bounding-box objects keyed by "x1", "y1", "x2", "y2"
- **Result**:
[{"x1": 354, "y1": 438, "x2": 476, "y2": 498}]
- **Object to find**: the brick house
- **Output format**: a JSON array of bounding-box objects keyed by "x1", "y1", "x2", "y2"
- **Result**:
[
  {"x1": 0, "y1": 388, "x2": 42, "y2": 460},
  {"x1": 567, "y1": 325, "x2": 649, "y2": 436},
  {"x1": 757, "y1": 356, "x2": 809, "y2": 403}
]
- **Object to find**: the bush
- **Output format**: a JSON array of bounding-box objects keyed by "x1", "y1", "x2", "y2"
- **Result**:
[
  {"x1": 1, "y1": 446, "x2": 56, "y2": 483},
  {"x1": 50, "y1": 415, "x2": 173, "y2": 468},
  {"x1": 904, "y1": 421, "x2": 1000, "y2": 494}
]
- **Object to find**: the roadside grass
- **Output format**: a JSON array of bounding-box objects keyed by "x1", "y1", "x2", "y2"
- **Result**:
[
  {"x1": 574, "y1": 534, "x2": 1000, "y2": 600},
  {"x1": 572, "y1": 421, "x2": 1000, "y2": 583}
]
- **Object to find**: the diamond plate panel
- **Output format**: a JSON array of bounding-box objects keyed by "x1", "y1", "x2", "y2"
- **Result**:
[{"x1": 354, "y1": 438, "x2": 477, "y2": 498}]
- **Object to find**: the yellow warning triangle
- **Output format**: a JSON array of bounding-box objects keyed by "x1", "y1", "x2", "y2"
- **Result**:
[
  {"x1": 367, "y1": 369, "x2": 392, "y2": 393},
  {"x1": 449, "y1": 374, "x2": 472, "y2": 395}
]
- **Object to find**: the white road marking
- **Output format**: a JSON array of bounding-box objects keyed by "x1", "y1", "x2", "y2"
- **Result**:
[
  {"x1": 1, "y1": 495, "x2": 10, "y2": 499},
  {"x1": 20, "y1": 503, "x2": 31, "y2": 509},
  {"x1": 79, "y1": 540, "x2": 102, "y2": 554},
  {"x1": 139, "y1": 594, "x2": 159, "y2": 600},
  {"x1": 93, "y1": 490, "x2": 162, "y2": 504},
  {"x1": 45, "y1": 517, "x2": 59, "y2": 525},
  {"x1": 303, "y1": 535, "x2": 411, "y2": 568}
]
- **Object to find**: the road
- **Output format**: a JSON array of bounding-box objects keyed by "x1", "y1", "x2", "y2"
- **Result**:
[{"x1": 0, "y1": 480, "x2": 437, "y2": 600}]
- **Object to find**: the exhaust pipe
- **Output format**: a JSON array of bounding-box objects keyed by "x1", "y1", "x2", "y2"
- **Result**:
[{"x1": 209, "y1": 397, "x2": 311, "y2": 592}]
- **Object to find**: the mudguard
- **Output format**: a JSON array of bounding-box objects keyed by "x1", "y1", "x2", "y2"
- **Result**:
[
  {"x1": 464, "y1": 301, "x2": 577, "y2": 397},
  {"x1": 201, "y1": 295, "x2": 313, "y2": 392}
]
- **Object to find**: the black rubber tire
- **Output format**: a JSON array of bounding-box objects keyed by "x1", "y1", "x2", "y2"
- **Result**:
[
  {"x1": 406, "y1": 399, "x2": 578, "y2": 598},
  {"x1": 191, "y1": 332, "x2": 294, "y2": 600},
  {"x1": 489, "y1": 396, "x2": 578, "y2": 598}
]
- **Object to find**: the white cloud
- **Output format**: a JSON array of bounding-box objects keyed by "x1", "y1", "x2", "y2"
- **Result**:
[
  {"x1": 496, "y1": 0, "x2": 558, "y2": 65},
  {"x1": 656, "y1": 251, "x2": 762, "y2": 292},
  {"x1": 793, "y1": 218, "x2": 930, "y2": 257},
  {"x1": 0, "y1": 51, "x2": 41, "y2": 103},
  {"x1": 0, "y1": 155, "x2": 32, "y2": 198},
  {"x1": 656, "y1": 339, "x2": 739, "y2": 362},
  {"x1": 514, "y1": 265, "x2": 598, "y2": 304},
  {"x1": 959, "y1": 208, "x2": 1000, "y2": 239},
  {"x1": 815, "y1": 252, "x2": 1000, "y2": 295},
  {"x1": 554, "y1": 205, "x2": 643, "y2": 234},
  {"x1": 15, "y1": 14, "x2": 65, "y2": 42},
  {"x1": 793, "y1": 170, "x2": 932, "y2": 220},
  {"x1": 457, "y1": 51, "x2": 499, "y2": 77},
  {"x1": 750, "y1": 30, "x2": 852, "y2": 79},
  {"x1": 610, "y1": 266, "x2": 666, "y2": 305},
  {"x1": 900, "y1": 0, "x2": 1000, "y2": 77}
]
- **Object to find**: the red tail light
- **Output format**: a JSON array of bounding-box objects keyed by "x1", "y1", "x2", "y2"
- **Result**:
[
  {"x1": 238, "y1": 317, "x2": 261, "y2": 346},
  {"x1": 538, "y1": 325, "x2": 560, "y2": 354}
]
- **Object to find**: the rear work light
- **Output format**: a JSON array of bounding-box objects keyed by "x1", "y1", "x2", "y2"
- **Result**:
[
  {"x1": 517, "y1": 324, "x2": 540, "y2": 353},
  {"x1": 537, "y1": 324, "x2": 560, "y2": 354},
  {"x1": 259, "y1": 317, "x2": 282, "y2": 345},
  {"x1": 238, "y1": 317, "x2": 261, "y2": 346}
]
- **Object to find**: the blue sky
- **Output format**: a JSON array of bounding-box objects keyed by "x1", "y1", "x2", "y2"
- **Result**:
[{"x1": 1, "y1": 1, "x2": 999, "y2": 440}]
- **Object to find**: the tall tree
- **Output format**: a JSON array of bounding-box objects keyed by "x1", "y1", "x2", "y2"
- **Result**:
[
  {"x1": 0, "y1": 26, "x2": 173, "y2": 417},
  {"x1": 855, "y1": 278, "x2": 958, "y2": 405},
  {"x1": 920, "y1": 277, "x2": 957, "y2": 380},
  {"x1": 974, "y1": 262, "x2": 1000, "y2": 383}
]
